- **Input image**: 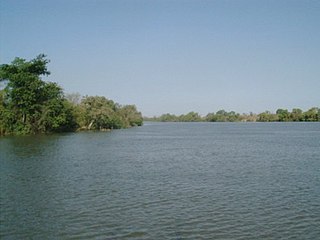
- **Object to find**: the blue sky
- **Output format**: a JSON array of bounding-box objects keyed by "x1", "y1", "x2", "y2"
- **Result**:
[{"x1": 1, "y1": 0, "x2": 319, "y2": 116}]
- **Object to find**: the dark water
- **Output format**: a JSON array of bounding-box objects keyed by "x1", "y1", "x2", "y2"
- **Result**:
[{"x1": 1, "y1": 122, "x2": 320, "y2": 239}]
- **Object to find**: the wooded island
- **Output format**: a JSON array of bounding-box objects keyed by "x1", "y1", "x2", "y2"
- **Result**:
[{"x1": 0, "y1": 55, "x2": 143, "y2": 136}]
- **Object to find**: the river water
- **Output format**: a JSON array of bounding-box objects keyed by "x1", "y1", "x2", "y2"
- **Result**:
[{"x1": 1, "y1": 122, "x2": 320, "y2": 239}]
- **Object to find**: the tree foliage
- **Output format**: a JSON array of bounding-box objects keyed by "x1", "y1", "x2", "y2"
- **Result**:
[
  {"x1": 206, "y1": 110, "x2": 241, "y2": 122},
  {"x1": 0, "y1": 55, "x2": 143, "y2": 135},
  {"x1": 73, "y1": 96, "x2": 142, "y2": 130},
  {"x1": 145, "y1": 108, "x2": 320, "y2": 123},
  {"x1": 0, "y1": 55, "x2": 76, "y2": 134}
]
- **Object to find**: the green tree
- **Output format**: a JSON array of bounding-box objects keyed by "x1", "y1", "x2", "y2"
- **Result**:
[
  {"x1": 80, "y1": 96, "x2": 117, "y2": 130},
  {"x1": 276, "y1": 109, "x2": 290, "y2": 122},
  {"x1": 258, "y1": 111, "x2": 278, "y2": 122},
  {"x1": 227, "y1": 111, "x2": 240, "y2": 122},
  {"x1": 206, "y1": 112, "x2": 217, "y2": 122},
  {"x1": 118, "y1": 105, "x2": 143, "y2": 127},
  {"x1": 0, "y1": 55, "x2": 76, "y2": 134},
  {"x1": 0, "y1": 89, "x2": 7, "y2": 135},
  {"x1": 290, "y1": 108, "x2": 303, "y2": 121},
  {"x1": 304, "y1": 107, "x2": 319, "y2": 121},
  {"x1": 78, "y1": 96, "x2": 143, "y2": 130},
  {"x1": 215, "y1": 110, "x2": 228, "y2": 122},
  {"x1": 158, "y1": 113, "x2": 178, "y2": 122},
  {"x1": 179, "y1": 112, "x2": 202, "y2": 122}
]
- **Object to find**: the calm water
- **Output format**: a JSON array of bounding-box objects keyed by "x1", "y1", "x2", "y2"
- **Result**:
[{"x1": 1, "y1": 122, "x2": 320, "y2": 239}]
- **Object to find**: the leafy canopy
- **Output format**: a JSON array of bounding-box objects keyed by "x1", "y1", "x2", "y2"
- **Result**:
[
  {"x1": 0, "y1": 54, "x2": 75, "y2": 134},
  {"x1": 0, "y1": 54, "x2": 143, "y2": 135}
]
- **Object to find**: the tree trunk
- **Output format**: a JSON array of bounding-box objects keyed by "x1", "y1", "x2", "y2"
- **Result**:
[
  {"x1": 88, "y1": 120, "x2": 94, "y2": 130},
  {"x1": 22, "y1": 114, "x2": 26, "y2": 124}
]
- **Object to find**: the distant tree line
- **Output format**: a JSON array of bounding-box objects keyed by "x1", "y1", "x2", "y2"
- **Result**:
[
  {"x1": 145, "y1": 108, "x2": 320, "y2": 122},
  {"x1": 0, "y1": 55, "x2": 142, "y2": 135}
]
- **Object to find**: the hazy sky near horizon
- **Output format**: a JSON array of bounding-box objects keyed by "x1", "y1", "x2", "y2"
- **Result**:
[{"x1": 1, "y1": 0, "x2": 319, "y2": 116}]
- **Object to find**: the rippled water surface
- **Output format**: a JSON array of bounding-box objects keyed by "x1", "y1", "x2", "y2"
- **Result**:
[{"x1": 1, "y1": 122, "x2": 320, "y2": 239}]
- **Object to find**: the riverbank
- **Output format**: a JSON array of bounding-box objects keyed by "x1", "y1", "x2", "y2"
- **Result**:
[{"x1": 144, "y1": 108, "x2": 320, "y2": 122}]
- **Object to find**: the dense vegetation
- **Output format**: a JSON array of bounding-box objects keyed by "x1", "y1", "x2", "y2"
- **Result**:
[
  {"x1": 145, "y1": 108, "x2": 320, "y2": 122},
  {"x1": 1, "y1": 55, "x2": 318, "y2": 136},
  {"x1": 0, "y1": 55, "x2": 143, "y2": 135}
]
